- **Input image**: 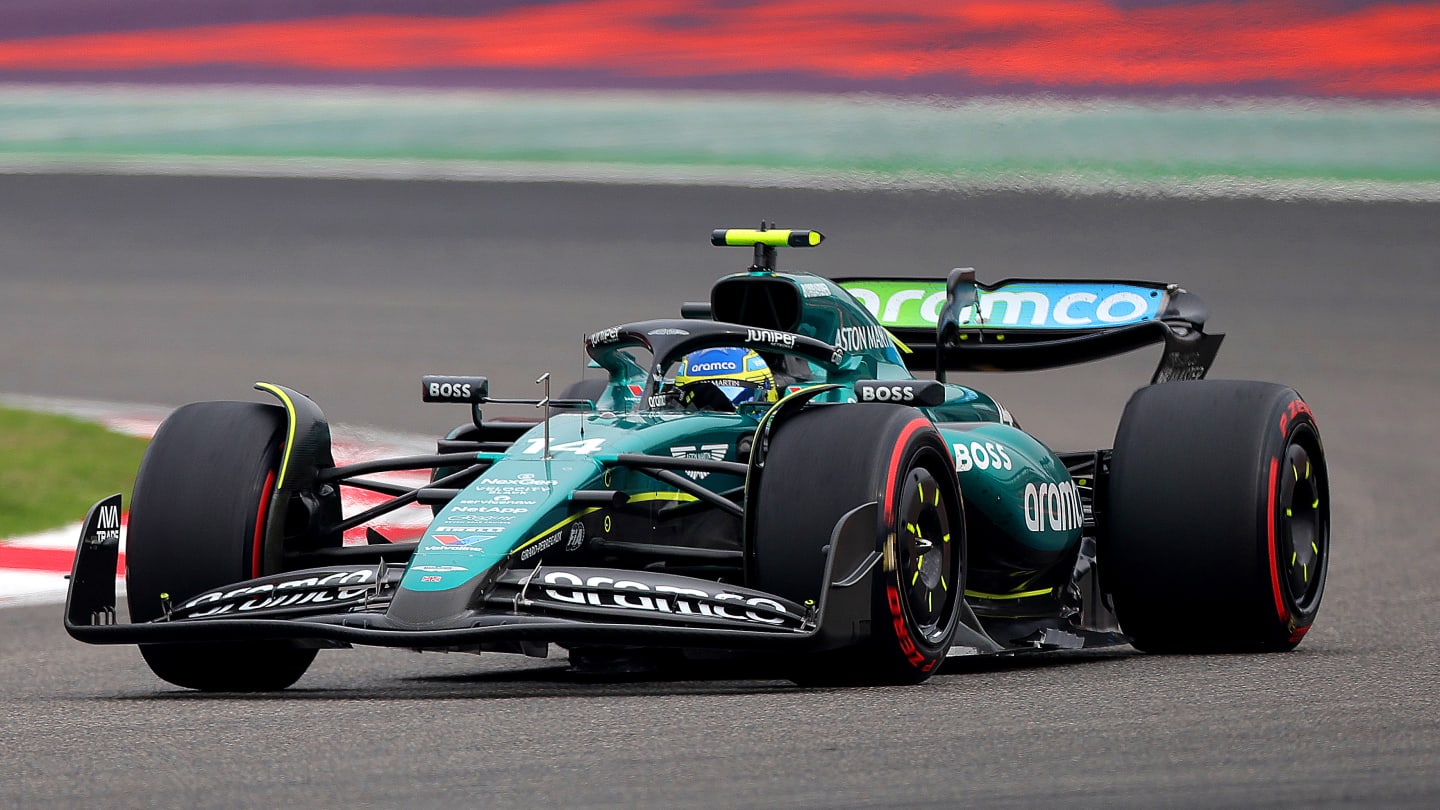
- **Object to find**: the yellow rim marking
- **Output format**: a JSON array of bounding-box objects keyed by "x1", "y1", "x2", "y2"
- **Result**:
[
  {"x1": 933, "y1": 488, "x2": 939, "y2": 507},
  {"x1": 1286, "y1": 508, "x2": 1293, "y2": 517},
  {"x1": 910, "y1": 570, "x2": 920, "y2": 586},
  {"x1": 927, "y1": 592, "x2": 933, "y2": 611},
  {"x1": 1305, "y1": 461, "x2": 1311, "y2": 479},
  {"x1": 917, "y1": 482, "x2": 924, "y2": 503},
  {"x1": 942, "y1": 532, "x2": 950, "y2": 543},
  {"x1": 1291, "y1": 551, "x2": 1297, "y2": 565},
  {"x1": 1303, "y1": 563, "x2": 1309, "y2": 582},
  {"x1": 1293, "y1": 464, "x2": 1299, "y2": 481},
  {"x1": 940, "y1": 576, "x2": 948, "y2": 591},
  {"x1": 1312, "y1": 497, "x2": 1320, "y2": 508}
]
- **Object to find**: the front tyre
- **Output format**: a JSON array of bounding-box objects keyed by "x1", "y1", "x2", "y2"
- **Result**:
[
  {"x1": 751, "y1": 405, "x2": 964, "y2": 684},
  {"x1": 126, "y1": 401, "x2": 317, "y2": 691},
  {"x1": 1104, "y1": 380, "x2": 1330, "y2": 652}
]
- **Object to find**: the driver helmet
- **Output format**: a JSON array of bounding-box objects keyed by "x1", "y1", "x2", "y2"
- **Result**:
[{"x1": 674, "y1": 347, "x2": 777, "y2": 406}]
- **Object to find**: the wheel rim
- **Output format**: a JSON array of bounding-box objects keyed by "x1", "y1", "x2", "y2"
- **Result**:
[
  {"x1": 895, "y1": 462, "x2": 957, "y2": 642},
  {"x1": 1276, "y1": 434, "x2": 1326, "y2": 613}
]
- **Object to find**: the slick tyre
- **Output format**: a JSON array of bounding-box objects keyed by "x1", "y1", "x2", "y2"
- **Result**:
[
  {"x1": 1104, "y1": 380, "x2": 1329, "y2": 652},
  {"x1": 752, "y1": 405, "x2": 964, "y2": 684},
  {"x1": 126, "y1": 401, "x2": 317, "y2": 691}
]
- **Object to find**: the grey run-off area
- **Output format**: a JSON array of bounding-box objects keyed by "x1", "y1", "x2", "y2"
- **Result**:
[
  {"x1": 0, "y1": 174, "x2": 1437, "y2": 808},
  {"x1": 2, "y1": 85, "x2": 1439, "y2": 200}
]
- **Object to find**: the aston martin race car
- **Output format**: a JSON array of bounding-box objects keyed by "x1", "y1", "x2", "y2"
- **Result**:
[{"x1": 65, "y1": 226, "x2": 1330, "y2": 691}]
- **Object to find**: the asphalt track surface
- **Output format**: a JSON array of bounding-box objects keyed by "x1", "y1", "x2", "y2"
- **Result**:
[{"x1": 1, "y1": 175, "x2": 1438, "y2": 808}]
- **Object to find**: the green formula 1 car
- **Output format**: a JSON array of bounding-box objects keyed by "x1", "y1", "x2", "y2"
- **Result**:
[{"x1": 65, "y1": 225, "x2": 1330, "y2": 691}]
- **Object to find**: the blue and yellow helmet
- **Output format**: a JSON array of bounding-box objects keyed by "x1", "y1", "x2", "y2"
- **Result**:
[{"x1": 674, "y1": 347, "x2": 777, "y2": 406}]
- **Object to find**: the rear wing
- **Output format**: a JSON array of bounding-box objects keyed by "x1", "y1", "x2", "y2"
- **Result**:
[{"x1": 837, "y1": 271, "x2": 1223, "y2": 383}]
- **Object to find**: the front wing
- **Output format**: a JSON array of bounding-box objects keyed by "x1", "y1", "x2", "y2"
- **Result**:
[{"x1": 65, "y1": 497, "x2": 1004, "y2": 655}]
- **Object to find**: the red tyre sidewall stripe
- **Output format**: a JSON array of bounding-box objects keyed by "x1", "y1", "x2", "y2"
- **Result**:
[
  {"x1": 882, "y1": 418, "x2": 930, "y2": 521},
  {"x1": 882, "y1": 417, "x2": 937, "y2": 672},
  {"x1": 252, "y1": 469, "x2": 277, "y2": 579},
  {"x1": 1265, "y1": 456, "x2": 1288, "y2": 624}
]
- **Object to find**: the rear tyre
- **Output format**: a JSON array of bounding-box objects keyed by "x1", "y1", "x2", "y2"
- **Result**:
[
  {"x1": 751, "y1": 405, "x2": 964, "y2": 684},
  {"x1": 1104, "y1": 380, "x2": 1329, "y2": 652},
  {"x1": 126, "y1": 401, "x2": 317, "y2": 691}
]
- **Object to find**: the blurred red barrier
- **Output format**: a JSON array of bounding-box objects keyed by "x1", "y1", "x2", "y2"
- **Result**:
[{"x1": 0, "y1": 1, "x2": 1435, "y2": 97}]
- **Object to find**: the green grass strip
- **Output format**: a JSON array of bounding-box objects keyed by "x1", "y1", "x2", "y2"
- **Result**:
[
  {"x1": 0, "y1": 407, "x2": 148, "y2": 538},
  {"x1": 2, "y1": 88, "x2": 1438, "y2": 186}
]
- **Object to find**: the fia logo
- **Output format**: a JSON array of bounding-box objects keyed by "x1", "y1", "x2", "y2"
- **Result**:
[{"x1": 565, "y1": 523, "x2": 586, "y2": 551}]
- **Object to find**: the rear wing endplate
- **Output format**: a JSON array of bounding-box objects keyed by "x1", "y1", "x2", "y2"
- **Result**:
[{"x1": 838, "y1": 271, "x2": 1223, "y2": 383}]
